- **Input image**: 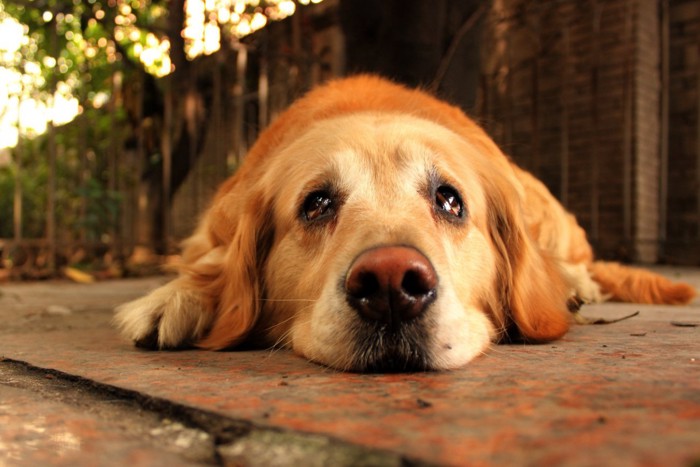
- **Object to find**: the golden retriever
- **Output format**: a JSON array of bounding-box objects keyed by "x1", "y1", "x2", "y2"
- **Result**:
[{"x1": 115, "y1": 75, "x2": 696, "y2": 372}]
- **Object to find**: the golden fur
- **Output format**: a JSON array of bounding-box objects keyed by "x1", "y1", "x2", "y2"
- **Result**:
[{"x1": 115, "y1": 75, "x2": 696, "y2": 371}]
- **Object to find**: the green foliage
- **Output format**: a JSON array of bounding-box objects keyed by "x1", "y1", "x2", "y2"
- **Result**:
[
  {"x1": 74, "y1": 178, "x2": 122, "y2": 241},
  {"x1": 0, "y1": 120, "x2": 127, "y2": 241},
  {"x1": 0, "y1": 0, "x2": 153, "y2": 242},
  {"x1": 2, "y1": 0, "x2": 168, "y2": 86},
  {"x1": 0, "y1": 168, "x2": 16, "y2": 238},
  {"x1": 0, "y1": 140, "x2": 49, "y2": 239}
]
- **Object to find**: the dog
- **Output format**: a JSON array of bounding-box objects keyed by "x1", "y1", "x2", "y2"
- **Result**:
[{"x1": 115, "y1": 75, "x2": 696, "y2": 372}]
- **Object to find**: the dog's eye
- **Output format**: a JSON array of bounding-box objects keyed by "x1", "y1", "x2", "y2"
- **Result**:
[
  {"x1": 435, "y1": 185, "x2": 464, "y2": 218},
  {"x1": 303, "y1": 191, "x2": 334, "y2": 222}
]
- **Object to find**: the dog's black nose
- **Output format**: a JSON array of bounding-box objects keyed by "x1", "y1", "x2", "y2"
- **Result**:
[{"x1": 345, "y1": 246, "x2": 438, "y2": 326}]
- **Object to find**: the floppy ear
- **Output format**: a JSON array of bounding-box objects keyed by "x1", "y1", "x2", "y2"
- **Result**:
[
  {"x1": 191, "y1": 190, "x2": 274, "y2": 350},
  {"x1": 486, "y1": 183, "x2": 571, "y2": 343},
  {"x1": 114, "y1": 175, "x2": 272, "y2": 350}
]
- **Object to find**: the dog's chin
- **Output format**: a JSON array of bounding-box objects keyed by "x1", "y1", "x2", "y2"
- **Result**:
[{"x1": 346, "y1": 319, "x2": 435, "y2": 373}]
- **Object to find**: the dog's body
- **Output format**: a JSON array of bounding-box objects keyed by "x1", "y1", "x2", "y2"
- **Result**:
[{"x1": 115, "y1": 76, "x2": 695, "y2": 371}]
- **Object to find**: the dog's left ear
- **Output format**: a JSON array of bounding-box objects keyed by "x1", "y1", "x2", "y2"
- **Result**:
[{"x1": 486, "y1": 182, "x2": 571, "y2": 343}]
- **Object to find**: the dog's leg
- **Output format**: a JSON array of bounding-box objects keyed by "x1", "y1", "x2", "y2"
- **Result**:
[
  {"x1": 559, "y1": 262, "x2": 607, "y2": 304},
  {"x1": 113, "y1": 277, "x2": 215, "y2": 349},
  {"x1": 114, "y1": 240, "x2": 226, "y2": 349}
]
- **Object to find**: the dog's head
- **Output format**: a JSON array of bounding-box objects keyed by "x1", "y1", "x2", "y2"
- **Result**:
[{"x1": 190, "y1": 76, "x2": 570, "y2": 371}]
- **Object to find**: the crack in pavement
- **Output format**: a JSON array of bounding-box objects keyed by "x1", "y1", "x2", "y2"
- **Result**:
[{"x1": 0, "y1": 358, "x2": 423, "y2": 467}]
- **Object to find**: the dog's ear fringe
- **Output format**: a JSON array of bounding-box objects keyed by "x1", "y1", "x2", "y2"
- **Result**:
[
  {"x1": 509, "y1": 241, "x2": 571, "y2": 342},
  {"x1": 172, "y1": 191, "x2": 272, "y2": 351},
  {"x1": 485, "y1": 180, "x2": 570, "y2": 344},
  {"x1": 199, "y1": 213, "x2": 264, "y2": 350}
]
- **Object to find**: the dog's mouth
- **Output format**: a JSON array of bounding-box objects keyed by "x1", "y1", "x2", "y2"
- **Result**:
[
  {"x1": 349, "y1": 319, "x2": 434, "y2": 372},
  {"x1": 339, "y1": 245, "x2": 440, "y2": 372}
]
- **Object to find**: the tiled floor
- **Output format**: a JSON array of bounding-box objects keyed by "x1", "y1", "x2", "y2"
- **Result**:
[{"x1": 1, "y1": 269, "x2": 699, "y2": 466}]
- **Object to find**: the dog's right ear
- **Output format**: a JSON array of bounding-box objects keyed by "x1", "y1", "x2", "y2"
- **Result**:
[
  {"x1": 114, "y1": 174, "x2": 273, "y2": 351},
  {"x1": 192, "y1": 188, "x2": 274, "y2": 350}
]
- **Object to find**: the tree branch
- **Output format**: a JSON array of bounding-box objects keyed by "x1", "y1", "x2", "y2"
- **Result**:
[{"x1": 429, "y1": 3, "x2": 487, "y2": 93}]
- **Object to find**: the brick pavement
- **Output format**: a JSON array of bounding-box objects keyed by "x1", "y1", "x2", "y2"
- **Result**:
[{"x1": 1, "y1": 269, "x2": 699, "y2": 466}]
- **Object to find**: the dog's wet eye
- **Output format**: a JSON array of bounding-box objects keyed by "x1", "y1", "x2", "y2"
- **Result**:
[
  {"x1": 435, "y1": 185, "x2": 464, "y2": 219},
  {"x1": 303, "y1": 191, "x2": 334, "y2": 222}
]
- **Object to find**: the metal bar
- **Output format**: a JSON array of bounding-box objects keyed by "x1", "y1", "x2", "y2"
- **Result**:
[
  {"x1": 531, "y1": 47, "x2": 540, "y2": 174},
  {"x1": 622, "y1": 0, "x2": 633, "y2": 245},
  {"x1": 161, "y1": 80, "x2": 173, "y2": 254},
  {"x1": 697, "y1": 32, "x2": 700, "y2": 240},
  {"x1": 560, "y1": 25, "x2": 570, "y2": 206},
  {"x1": 659, "y1": 0, "x2": 669, "y2": 252},
  {"x1": 233, "y1": 44, "x2": 248, "y2": 168},
  {"x1": 13, "y1": 112, "x2": 22, "y2": 241},
  {"x1": 259, "y1": 34, "x2": 270, "y2": 131},
  {"x1": 506, "y1": 32, "x2": 513, "y2": 149},
  {"x1": 188, "y1": 61, "x2": 200, "y2": 216},
  {"x1": 590, "y1": 1, "x2": 601, "y2": 243}
]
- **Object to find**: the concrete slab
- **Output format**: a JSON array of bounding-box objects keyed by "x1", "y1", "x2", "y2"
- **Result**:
[
  {"x1": 1, "y1": 268, "x2": 699, "y2": 466},
  {"x1": 0, "y1": 383, "x2": 207, "y2": 467}
]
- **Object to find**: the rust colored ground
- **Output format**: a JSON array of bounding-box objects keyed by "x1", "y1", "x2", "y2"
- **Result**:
[{"x1": 1, "y1": 269, "x2": 699, "y2": 466}]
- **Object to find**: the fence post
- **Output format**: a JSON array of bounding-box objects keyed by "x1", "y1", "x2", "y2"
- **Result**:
[
  {"x1": 13, "y1": 120, "x2": 22, "y2": 242},
  {"x1": 46, "y1": 15, "x2": 58, "y2": 274}
]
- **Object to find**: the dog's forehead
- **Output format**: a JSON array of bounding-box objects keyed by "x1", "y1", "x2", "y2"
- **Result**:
[{"x1": 268, "y1": 112, "x2": 481, "y2": 186}]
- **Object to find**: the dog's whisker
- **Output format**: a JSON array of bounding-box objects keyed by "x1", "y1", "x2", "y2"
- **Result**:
[
  {"x1": 482, "y1": 344, "x2": 500, "y2": 356},
  {"x1": 268, "y1": 327, "x2": 295, "y2": 352},
  {"x1": 264, "y1": 312, "x2": 300, "y2": 332},
  {"x1": 256, "y1": 298, "x2": 318, "y2": 303},
  {"x1": 266, "y1": 309, "x2": 314, "y2": 353}
]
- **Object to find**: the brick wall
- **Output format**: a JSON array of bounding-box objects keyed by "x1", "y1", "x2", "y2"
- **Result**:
[
  {"x1": 477, "y1": 0, "x2": 698, "y2": 263},
  {"x1": 666, "y1": 0, "x2": 700, "y2": 263}
]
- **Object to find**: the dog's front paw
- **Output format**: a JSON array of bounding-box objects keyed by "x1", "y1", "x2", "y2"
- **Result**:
[
  {"x1": 113, "y1": 279, "x2": 214, "y2": 349},
  {"x1": 114, "y1": 294, "x2": 169, "y2": 349}
]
